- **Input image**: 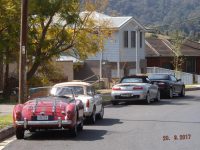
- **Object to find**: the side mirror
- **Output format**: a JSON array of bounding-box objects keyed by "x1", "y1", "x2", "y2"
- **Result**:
[{"x1": 177, "y1": 79, "x2": 181, "y2": 82}]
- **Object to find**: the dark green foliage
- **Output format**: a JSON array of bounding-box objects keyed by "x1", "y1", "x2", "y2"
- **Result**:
[{"x1": 107, "y1": 0, "x2": 200, "y2": 40}]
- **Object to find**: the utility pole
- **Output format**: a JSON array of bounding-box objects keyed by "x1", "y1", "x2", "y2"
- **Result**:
[{"x1": 19, "y1": 0, "x2": 28, "y2": 104}]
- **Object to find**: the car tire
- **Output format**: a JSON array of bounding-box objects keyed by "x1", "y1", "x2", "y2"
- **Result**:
[
  {"x1": 16, "y1": 128, "x2": 24, "y2": 139},
  {"x1": 69, "y1": 112, "x2": 78, "y2": 137},
  {"x1": 90, "y1": 107, "x2": 96, "y2": 124},
  {"x1": 179, "y1": 86, "x2": 185, "y2": 97},
  {"x1": 97, "y1": 105, "x2": 104, "y2": 120},
  {"x1": 77, "y1": 118, "x2": 83, "y2": 131},
  {"x1": 167, "y1": 88, "x2": 173, "y2": 99},
  {"x1": 146, "y1": 92, "x2": 151, "y2": 104},
  {"x1": 155, "y1": 90, "x2": 160, "y2": 102}
]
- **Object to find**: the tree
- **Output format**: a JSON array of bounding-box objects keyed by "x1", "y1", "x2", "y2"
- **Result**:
[
  {"x1": 27, "y1": 0, "x2": 111, "y2": 80},
  {"x1": 0, "y1": 0, "x2": 20, "y2": 97},
  {"x1": 170, "y1": 31, "x2": 185, "y2": 72}
]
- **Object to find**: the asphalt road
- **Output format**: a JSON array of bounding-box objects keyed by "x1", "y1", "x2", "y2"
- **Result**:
[{"x1": 1, "y1": 90, "x2": 200, "y2": 150}]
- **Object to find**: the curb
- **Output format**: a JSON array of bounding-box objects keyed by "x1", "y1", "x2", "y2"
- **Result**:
[
  {"x1": 0, "y1": 125, "x2": 15, "y2": 142},
  {"x1": 185, "y1": 87, "x2": 200, "y2": 91}
]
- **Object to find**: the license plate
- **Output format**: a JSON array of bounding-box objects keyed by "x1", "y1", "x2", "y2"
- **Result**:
[
  {"x1": 37, "y1": 115, "x2": 48, "y2": 120},
  {"x1": 121, "y1": 94, "x2": 132, "y2": 97}
]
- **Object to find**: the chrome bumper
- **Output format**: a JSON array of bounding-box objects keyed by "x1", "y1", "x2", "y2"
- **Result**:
[{"x1": 15, "y1": 118, "x2": 72, "y2": 128}]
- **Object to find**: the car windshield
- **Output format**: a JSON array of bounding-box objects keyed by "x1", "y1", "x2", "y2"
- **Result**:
[
  {"x1": 65, "y1": 86, "x2": 84, "y2": 95},
  {"x1": 50, "y1": 87, "x2": 73, "y2": 97},
  {"x1": 120, "y1": 78, "x2": 144, "y2": 83},
  {"x1": 148, "y1": 74, "x2": 170, "y2": 80}
]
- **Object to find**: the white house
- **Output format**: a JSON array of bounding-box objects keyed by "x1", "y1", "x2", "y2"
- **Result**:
[{"x1": 76, "y1": 12, "x2": 146, "y2": 80}]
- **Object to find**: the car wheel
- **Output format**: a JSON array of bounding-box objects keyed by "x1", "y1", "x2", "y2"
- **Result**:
[
  {"x1": 146, "y1": 92, "x2": 151, "y2": 104},
  {"x1": 155, "y1": 90, "x2": 160, "y2": 102},
  {"x1": 111, "y1": 101, "x2": 118, "y2": 105},
  {"x1": 167, "y1": 88, "x2": 173, "y2": 99},
  {"x1": 77, "y1": 118, "x2": 83, "y2": 131},
  {"x1": 179, "y1": 86, "x2": 185, "y2": 97},
  {"x1": 97, "y1": 105, "x2": 104, "y2": 120},
  {"x1": 70, "y1": 117, "x2": 78, "y2": 137},
  {"x1": 90, "y1": 107, "x2": 96, "y2": 124},
  {"x1": 16, "y1": 128, "x2": 24, "y2": 139}
]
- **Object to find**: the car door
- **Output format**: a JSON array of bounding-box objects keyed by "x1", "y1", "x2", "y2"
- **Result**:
[
  {"x1": 86, "y1": 86, "x2": 101, "y2": 113},
  {"x1": 146, "y1": 78, "x2": 157, "y2": 99},
  {"x1": 91, "y1": 87, "x2": 102, "y2": 113}
]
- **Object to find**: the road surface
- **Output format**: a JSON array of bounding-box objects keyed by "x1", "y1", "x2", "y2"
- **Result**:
[{"x1": 1, "y1": 90, "x2": 200, "y2": 150}]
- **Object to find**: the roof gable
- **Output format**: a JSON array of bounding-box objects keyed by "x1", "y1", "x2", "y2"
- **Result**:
[{"x1": 80, "y1": 11, "x2": 145, "y2": 30}]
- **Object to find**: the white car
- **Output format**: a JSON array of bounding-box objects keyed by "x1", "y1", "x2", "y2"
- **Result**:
[
  {"x1": 52, "y1": 82, "x2": 104, "y2": 124},
  {"x1": 111, "y1": 75, "x2": 160, "y2": 105}
]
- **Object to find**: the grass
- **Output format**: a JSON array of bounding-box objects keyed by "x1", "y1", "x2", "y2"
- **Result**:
[{"x1": 0, "y1": 114, "x2": 13, "y2": 130}]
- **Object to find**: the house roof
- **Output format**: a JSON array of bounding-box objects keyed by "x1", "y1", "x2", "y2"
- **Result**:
[
  {"x1": 80, "y1": 11, "x2": 145, "y2": 30},
  {"x1": 145, "y1": 38, "x2": 200, "y2": 57}
]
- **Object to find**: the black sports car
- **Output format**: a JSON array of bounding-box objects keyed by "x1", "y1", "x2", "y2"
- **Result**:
[{"x1": 148, "y1": 73, "x2": 185, "y2": 98}]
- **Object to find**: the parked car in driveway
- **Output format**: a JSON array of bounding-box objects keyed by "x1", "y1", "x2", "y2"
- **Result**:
[
  {"x1": 52, "y1": 82, "x2": 104, "y2": 124},
  {"x1": 111, "y1": 75, "x2": 160, "y2": 105},
  {"x1": 148, "y1": 73, "x2": 185, "y2": 98},
  {"x1": 13, "y1": 87, "x2": 84, "y2": 139}
]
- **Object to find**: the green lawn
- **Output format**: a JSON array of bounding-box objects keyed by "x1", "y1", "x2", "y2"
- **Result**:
[{"x1": 0, "y1": 114, "x2": 13, "y2": 129}]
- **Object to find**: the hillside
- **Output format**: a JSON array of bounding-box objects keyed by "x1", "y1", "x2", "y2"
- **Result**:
[{"x1": 107, "y1": 0, "x2": 200, "y2": 40}]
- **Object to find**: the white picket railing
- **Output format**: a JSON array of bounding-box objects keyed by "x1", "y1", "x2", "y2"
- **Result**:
[{"x1": 147, "y1": 67, "x2": 195, "y2": 85}]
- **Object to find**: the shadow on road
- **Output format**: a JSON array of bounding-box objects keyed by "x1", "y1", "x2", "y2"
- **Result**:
[
  {"x1": 93, "y1": 118, "x2": 123, "y2": 126},
  {"x1": 24, "y1": 128, "x2": 107, "y2": 141}
]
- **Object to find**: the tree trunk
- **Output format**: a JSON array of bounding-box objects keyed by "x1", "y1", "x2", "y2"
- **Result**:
[
  {"x1": 27, "y1": 61, "x2": 41, "y2": 81},
  {"x1": 0, "y1": 56, "x2": 3, "y2": 91},
  {"x1": 3, "y1": 62, "x2": 10, "y2": 98}
]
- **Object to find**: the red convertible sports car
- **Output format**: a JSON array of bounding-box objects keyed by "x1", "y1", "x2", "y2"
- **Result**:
[{"x1": 13, "y1": 87, "x2": 84, "y2": 139}]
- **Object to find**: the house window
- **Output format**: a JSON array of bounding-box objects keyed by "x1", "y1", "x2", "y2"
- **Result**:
[
  {"x1": 123, "y1": 31, "x2": 128, "y2": 48},
  {"x1": 131, "y1": 31, "x2": 136, "y2": 48},
  {"x1": 140, "y1": 32, "x2": 143, "y2": 48}
]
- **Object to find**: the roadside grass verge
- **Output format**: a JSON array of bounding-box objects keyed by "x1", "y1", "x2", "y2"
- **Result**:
[
  {"x1": 0, "y1": 114, "x2": 13, "y2": 130},
  {"x1": 185, "y1": 84, "x2": 200, "y2": 89}
]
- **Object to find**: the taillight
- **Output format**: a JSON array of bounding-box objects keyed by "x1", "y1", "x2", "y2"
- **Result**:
[
  {"x1": 133, "y1": 86, "x2": 143, "y2": 90},
  {"x1": 66, "y1": 111, "x2": 73, "y2": 120},
  {"x1": 15, "y1": 111, "x2": 21, "y2": 121},
  {"x1": 86, "y1": 99, "x2": 90, "y2": 108},
  {"x1": 112, "y1": 87, "x2": 121, "y2": 91}
]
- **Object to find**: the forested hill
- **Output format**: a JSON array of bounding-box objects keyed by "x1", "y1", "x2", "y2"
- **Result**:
[{"x1": 107, "y1": 0, "x2": 200, "y2": 39}]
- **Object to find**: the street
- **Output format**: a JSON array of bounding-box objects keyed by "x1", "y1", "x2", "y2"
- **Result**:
[{"x1": 1, "y1": 90, "x2": 200, "y2": 150}]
